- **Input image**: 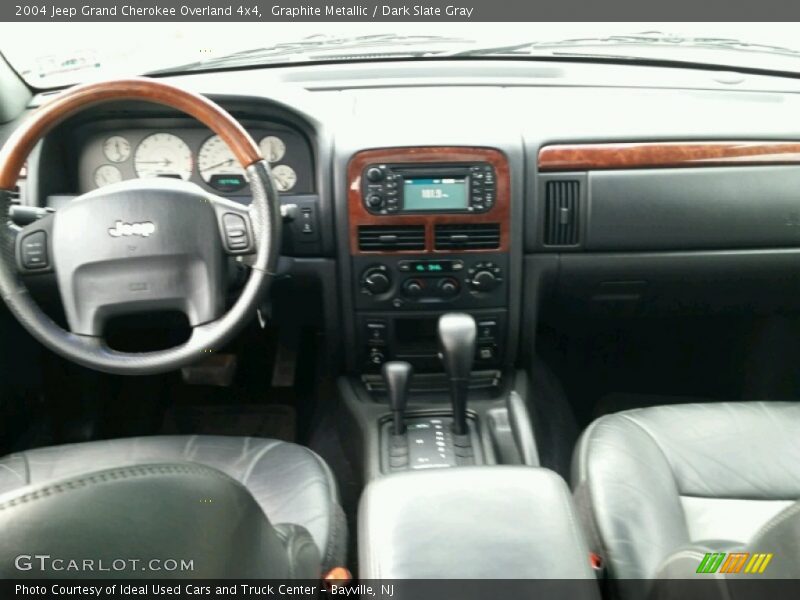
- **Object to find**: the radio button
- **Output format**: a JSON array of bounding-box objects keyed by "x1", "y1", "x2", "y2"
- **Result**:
[
  {"x1": 366, "y1": 167, "x2": 384, "y2": 182},
  {"x1": 367, "y1": 194, "x2": 384, "y2": 209}
]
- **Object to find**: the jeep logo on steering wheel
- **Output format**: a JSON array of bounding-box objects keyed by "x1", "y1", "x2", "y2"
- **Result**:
[{"x1": 108, "y1": 221, "x2": 156, "y2": 238}]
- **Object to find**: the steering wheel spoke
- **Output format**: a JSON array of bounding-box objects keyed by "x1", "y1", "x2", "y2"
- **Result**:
[{"x1": 15, "y1": 212, "x2": 55, "y2": 274}]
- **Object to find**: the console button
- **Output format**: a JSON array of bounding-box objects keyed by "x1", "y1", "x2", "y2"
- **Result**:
[
  {"x1": 368, "y1": 347, "x2": 386, "y2": 367},
  {"x1": 365, "y1": 321, "x2": 388, "y2": 345},
  {"x1": 477, "y1": 319, "x2": 498, "y2": 341},
  {"x1": 367, "y1": 194, "x2": 384, "y2": 209},
  {"x1": 477, "y1": 345, "x2": 497, "y2": 361},
  {"x1": 20, "y1": 231, "x2": 48, "y2": 269}
]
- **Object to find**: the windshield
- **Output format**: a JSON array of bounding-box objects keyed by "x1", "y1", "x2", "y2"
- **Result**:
[{"x1": 5, "y1": 23, "x2": 800, "y2": 89}]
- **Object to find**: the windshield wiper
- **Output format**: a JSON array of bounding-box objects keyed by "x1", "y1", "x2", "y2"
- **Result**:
[
  {"x1": 443, "y1": 33, "x2": 800, "y2": 60},
  {"x1": 149, "y1": 34, "x2": 471, "y2": 75}
]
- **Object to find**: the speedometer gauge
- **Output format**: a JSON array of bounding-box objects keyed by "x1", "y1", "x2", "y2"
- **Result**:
[
  {"x1": 197, "y1": 135, "x2": 247, "y2": 192},
  {"x1": 259, "y1": 136, "x2": 286, "y2": 163},
  {"x1": 134, "y1": 133, "x2": 193, "y2": 180},
  {"x1": 271, "y1": 165, "x2": 297, "y2": 192}
]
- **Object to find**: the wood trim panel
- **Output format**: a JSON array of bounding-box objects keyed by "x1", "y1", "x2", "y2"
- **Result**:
[
  {"x1": 0, "y1": 78, "x2": 262, "y2": 190},
  {"x1": 347, "y1": 147, "x2": 510, "y2": 255},
  {"x1": 538, "y1": 141, "x2": 800, "y2": 172}
]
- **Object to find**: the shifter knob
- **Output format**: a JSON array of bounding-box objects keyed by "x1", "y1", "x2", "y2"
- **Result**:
[
  {"x1": 382, "y1": 361, "x2": 413, "y2": 435},
  {"x1": 437, "y1": 313, "x2": 477, "y2": 436}
]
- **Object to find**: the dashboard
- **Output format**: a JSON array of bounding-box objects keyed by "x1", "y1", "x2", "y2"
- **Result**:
[
  {"x1": 12, "y1": 59, "x2": 800, "y2": 377},
  {"x1": 75, "y1": 120, "x2": 314, "y2": 199}
]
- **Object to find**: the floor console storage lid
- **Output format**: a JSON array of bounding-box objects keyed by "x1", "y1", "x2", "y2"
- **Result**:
[{"x1": 358, "y1": 466, "x2": 599, "y2": 584}]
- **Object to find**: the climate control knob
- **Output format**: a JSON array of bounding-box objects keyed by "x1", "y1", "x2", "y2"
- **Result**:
[
  {"x1": 438, "y1": 278, "x2": 460, "y2": 297},
  {"x1": 403, "y1": 279, "x2": 424, "y2": 297},
  {"x1": 361, "y1": 267, "x2": 391, "y2": 295},
  {"x1": 470, "y1": 270, "x2": 499, "y2": 292}
]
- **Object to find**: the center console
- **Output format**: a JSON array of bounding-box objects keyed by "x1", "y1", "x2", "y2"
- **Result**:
[
  {"x1": 347, "y1": 147, "x2": 511, "y2": 372},
  {"x1": 358, "y1": 466, "x2": 599, "y2": 589},
  {"x1": 340, "y1": 147, "x2": 594, "y2": 585},
  {"x1": 337, "y1": 145, "x2": 529, "y2": 481}
]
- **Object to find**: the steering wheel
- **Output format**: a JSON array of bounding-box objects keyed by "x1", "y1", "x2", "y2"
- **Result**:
[{"x1": 0, "y1": 79, "x2": 281, "y2": 375}]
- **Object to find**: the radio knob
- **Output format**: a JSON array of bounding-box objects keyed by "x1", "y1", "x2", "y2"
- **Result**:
[
  {"x1": 403, "y1": 279, "x2": 424, "y2": 297},
  {"x1": 438, "y1": 278, "x2": 459, "y2": 296},
  {"x1": 367, "y1": 194, "x2": 384, "y2": 209},
  {"x1": 362, "y1": 268, "x2": 391, "y2": 295},
  {"x1": 470, "y1": 270, "x2": 498, "y2": 292},
  {"x1": 366, "y1": 167, "x2": 385, "y2": 182}
]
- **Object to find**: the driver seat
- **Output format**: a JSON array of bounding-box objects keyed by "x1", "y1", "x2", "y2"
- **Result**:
[{"x1": 0, "y1": 435, "x2": 347, "y2": 576}]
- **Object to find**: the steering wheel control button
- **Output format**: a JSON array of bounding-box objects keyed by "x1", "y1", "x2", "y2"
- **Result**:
[
  {"x1": 222, "y1": 213, "x2": 250, "y2": 251},
  {"x1": 20, "y1": 231, "x2": 49, "y2": 269}
]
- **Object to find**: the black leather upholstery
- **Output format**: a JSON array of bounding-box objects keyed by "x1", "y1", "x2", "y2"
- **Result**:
[
  {"x1": 0, "y1": 435, "x2": 346, "y2": 569},
  {"x1": 0, "y1": 462, "x2": 320, "y2": 578},
  {"x1": 572, "y1": 401, "x2": 800, "y2": 592},
  {"x1": 359, "y1": 466, "x2": 598, "y2": 587}
]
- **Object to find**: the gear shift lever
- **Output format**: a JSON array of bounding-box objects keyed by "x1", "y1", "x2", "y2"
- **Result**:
[
  {"x1": 382, "y1": 361, "x2": 413, "y2": 435},
  {"x1": 438, "y1": 313, "x2": 476, "y2": 436}
]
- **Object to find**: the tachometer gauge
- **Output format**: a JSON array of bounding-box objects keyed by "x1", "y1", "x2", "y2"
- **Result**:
[
  {"x1": 197, "y1": 135, "x2": 247, "y2": 192},
  {"x1": 134, "y1": 133, "x2": 193, "y2": 180},
  {"x1": 271, "y1": 164, "x2": 297, "y2": 192},
  {"x1": 259, "y1": 135, "x2": 286, "y2": 163},
  {"x1": 103, "y1": 135, "x2": 131, "y2": 163},
  {"x1": 94, "y1": 165, "x2": 123, "y2": 188}
]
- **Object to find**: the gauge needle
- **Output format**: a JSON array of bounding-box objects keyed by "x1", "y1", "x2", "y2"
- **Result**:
[
  {"x1": 201, "y1": 158, "x2": 235, "y2": 172},
  {"x1": 137, "y1": 159, "x2": 173, "y2": 166}
]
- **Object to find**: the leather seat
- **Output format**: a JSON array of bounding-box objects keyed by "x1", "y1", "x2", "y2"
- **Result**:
[
  {"x1": 572, "y1": 401, "x2": 800, "y2": 594},
  {"x1": 0, "y1": 435, "x2": 347, "y2": 570}
]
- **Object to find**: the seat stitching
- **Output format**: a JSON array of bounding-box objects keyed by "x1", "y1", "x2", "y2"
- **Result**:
[
  {"x1": 0, "y1": 463, "x2": 231, "y2": 511},
  {"x1": 751, "y1": 500, "x2": 800, "y2": 540}
]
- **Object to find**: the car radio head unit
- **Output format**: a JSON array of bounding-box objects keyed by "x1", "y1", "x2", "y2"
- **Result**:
[{"x1": 362, "y1": 163, "x2": 496, "y2": 214}]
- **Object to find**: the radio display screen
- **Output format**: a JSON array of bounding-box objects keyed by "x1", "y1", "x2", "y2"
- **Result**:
[{"x1": 403, "y1": 176, "x2": 469, "y2": 211}]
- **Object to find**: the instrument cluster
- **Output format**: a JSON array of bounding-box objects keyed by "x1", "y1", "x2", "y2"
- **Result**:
[{"x1": 79, "y1": 124, "x2": 312, "y2": 197}]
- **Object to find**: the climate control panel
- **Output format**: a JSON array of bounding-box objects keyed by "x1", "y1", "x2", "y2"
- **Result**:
[{"x1": 353, "y1": 254, "x2": 508, "y2": 311}]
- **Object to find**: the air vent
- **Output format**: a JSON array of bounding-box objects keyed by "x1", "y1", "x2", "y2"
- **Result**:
[
  {"x1": 358, "y1": 225, "x2": 425, "y2": 252},
  {"x1": 434, "y1": 223, "x2": 501, "y2": 250},
  {"x1": 544, "y1": 180, "x2": 580, "y2": 246}
]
